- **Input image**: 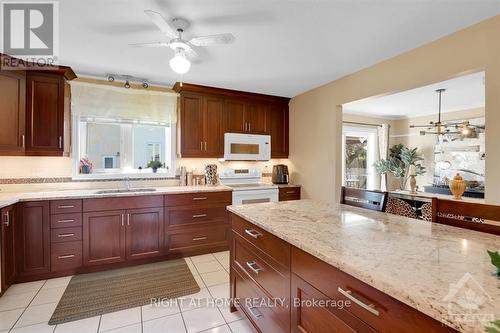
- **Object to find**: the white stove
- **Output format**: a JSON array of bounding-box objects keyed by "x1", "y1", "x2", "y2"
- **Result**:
[{"x1": 219, "y1": 168, "x2": 278, "y2": 205}]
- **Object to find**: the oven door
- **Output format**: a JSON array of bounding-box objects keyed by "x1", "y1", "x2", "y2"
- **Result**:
[
  {"x1": 224, "y1": 133, "x2": 270, "y2": 161},
  {"x1": 232, "y1": 189, "x2": 279, "y2": 205}
]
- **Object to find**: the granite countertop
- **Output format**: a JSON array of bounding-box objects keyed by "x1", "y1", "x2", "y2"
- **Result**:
[
  {"x1": 0, "y1": 185, "x2": 232, "y2": 209},
  {"x1": 227, "y1": 200, "x2": 500, "y2": 333},
  {"x1": 275, "y1": 184, "x2": 301, "y2": 188}
]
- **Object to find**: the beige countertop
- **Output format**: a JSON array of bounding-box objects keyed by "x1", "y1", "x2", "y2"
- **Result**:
[
  {"x1": 227, "y1": 200, "x2": 500, "y2": 333},
  {"x1": 0, "y1": 185, "x2": 232, "y2": 209}
]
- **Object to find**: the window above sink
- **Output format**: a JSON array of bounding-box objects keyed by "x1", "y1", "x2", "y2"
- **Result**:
[{"x1": 70, "y1": 81, "x2": 178, "y2": 180}]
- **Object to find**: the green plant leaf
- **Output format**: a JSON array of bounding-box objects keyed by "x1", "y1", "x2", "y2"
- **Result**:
[
  {"x1": 487, "y1": 251, "x2": 500, "y2": 277},
  {"x1": 485, "y1": 320, "x2": 500, "y2": 333}
]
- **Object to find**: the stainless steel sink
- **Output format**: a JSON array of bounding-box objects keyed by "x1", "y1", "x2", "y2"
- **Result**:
[{"x1": 96, "y1": 188, "x2": 157, "y2": 194}]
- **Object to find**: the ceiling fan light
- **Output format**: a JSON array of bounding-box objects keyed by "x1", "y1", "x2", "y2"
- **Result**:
[{"x1": 169, "y1": 50, "x2": 191, "y2": 74}]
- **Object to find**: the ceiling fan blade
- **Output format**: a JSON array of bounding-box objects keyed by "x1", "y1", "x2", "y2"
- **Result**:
[
  {"x1": 189, "y1": 33, "x2": 235, "y2": 46},
  {"x1": 129, "y1": 42, "x2": 170, "y2": 47},
  {"x1": 144, "y1": 10, "x2": 177, "y2": 38},
  {"x1": 409, "y1": 125, "x2": 434, "y2": 128}
]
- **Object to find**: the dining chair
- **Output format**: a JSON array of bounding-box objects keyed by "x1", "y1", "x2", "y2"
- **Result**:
[
  {"x1": 341, "y1": 186, "x2": 388, "y2": 212},
  {"x1": 432, "y1": 198, "x2": 500, "y2": 235}
]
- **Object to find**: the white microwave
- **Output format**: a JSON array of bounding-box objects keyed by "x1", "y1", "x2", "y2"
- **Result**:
[{"x1": 223, "y1": 133, "x2": 271, "y2": 161}]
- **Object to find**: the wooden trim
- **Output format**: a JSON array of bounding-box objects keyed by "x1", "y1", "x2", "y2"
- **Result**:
[{"x1": 173, "y1": 82, "x2": 290, "y2": 103}]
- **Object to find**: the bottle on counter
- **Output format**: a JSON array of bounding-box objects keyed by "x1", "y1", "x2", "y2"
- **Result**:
[
  {"x1": 186, "y1": 171, "x2": 193, "y2": 186},
  {"x1": 180, "y1": 166, "x2": 187, "y2": 186}
]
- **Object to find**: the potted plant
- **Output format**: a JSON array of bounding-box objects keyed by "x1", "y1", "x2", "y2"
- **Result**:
[
  {"x1": 374, "y1": 144, "x2": 426, "y2": 190},
  {"x1": 147, "y1": 160, "x2": 163, "y2": 173}
]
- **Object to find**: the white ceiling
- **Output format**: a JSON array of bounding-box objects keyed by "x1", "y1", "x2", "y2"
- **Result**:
[
  {"x1": 342, "y1": 71, "x2": 485, "y2": 119},
  {"x1": 58, "y1": 0, "x2": 500, "y2": 97}
]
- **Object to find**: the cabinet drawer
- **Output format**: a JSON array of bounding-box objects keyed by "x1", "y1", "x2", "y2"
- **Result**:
[
  {"x1": 164, "y1": 191, "x2": 231, "y2": 207},
  {"x1": 233, "y1": 268, "x2": 288, "y2": 333},
  {"x1": 51, "y1": 241, "x2": 82, "y2": 271},
  {"x1": 50, "y1": 227, "x2": 82, "y2": 243},
  {"x1": 168, "y1": 225, "x2": 229, "y2": 252},
  {"x1": 50, "y1": 199, "x2": 82, "y2": 214},
  {"x1": 50, "y1": 213, "x2": 82, "y2": 228},
  {"x1": 279, "y1": 187, "x2": 301, "y2": 201},
  {"x1": 291, "y1": 273, "x2": 376, "y2": 333},
  {"x1": 230, "y1": 213, "x2": 290, "y2": 268},
  {"x1": 166, "y1": 206, "x2": 227, "y2": 228},
  {"x1": 233, "y1": 234, "x2": 289, "y2": 301},
  {"x1": 291, "y1": 247, "x2": 455, "y2": 333}
]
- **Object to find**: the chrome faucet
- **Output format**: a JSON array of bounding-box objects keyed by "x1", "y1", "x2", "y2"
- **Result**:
[{"x1": 125, "y1": 177, "x2": 131, "y2": 191}]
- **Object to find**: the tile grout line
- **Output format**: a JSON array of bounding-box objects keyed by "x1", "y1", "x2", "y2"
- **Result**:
[{"x1": 8, "y1": 280, "x2": 48, "y2": 331}]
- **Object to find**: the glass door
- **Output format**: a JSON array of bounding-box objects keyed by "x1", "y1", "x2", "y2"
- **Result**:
[{"x1": 342, "y1": 126, "x2": 378, "y2": 190}]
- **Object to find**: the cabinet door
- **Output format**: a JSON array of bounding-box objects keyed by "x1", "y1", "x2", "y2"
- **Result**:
[
  {"x1": 83, "y1": 210, "x2": 126, "y2": 266},
  {"x1": 26, "y1": 73, "x2": 65, "y2": 155},
  {"x1": 2, "y1": 205, "x2": 17, "y2": 289},
  {"x1": 18, "y1": 201, "x2": 50, "y2": 277},
  {"x1": 204, "y1": 96, "x2": 224, "y2": 156},
  {"x1": 125, "y1": 207, "x2": 164, "y2": 260},
  {"x1": 0, "y1": 71, "x2": 26, "y2": 155},
  {"x1": 269, "y1": 103, "x2": 289, "y2": 158},
  {"x1": 224, "y1": 100, "x2": 246, "y2": 133},
  {"x1": 246, "y1": 102, "x2": 269, "y2": 134},
  {"x1": 180, "y1": 93, "x2": 204, "y2": 156}
]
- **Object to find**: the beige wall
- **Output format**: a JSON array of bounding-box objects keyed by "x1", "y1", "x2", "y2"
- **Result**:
[{"x1": 290, "y1": 15, "x2": 500, "y2": 204}]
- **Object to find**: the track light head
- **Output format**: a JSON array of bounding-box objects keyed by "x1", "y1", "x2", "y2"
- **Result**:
[
  {"x1": 107, "y1": 75, "x2": 115, "y2": 82},
  {"x1": 142, "y1": 82, "x2": 149, "y2": 89},
  {"x1": 124, "y1": 80, "x2": 131, "y2": 89}
]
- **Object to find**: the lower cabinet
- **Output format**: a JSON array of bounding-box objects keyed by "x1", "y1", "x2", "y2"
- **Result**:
[
  {"x1": 1, "y1": 205, "x2": 17, "y2": 290},
  {"x1": 83, "y1": 206, "x2": 165, "y2": 266},
  {"x1": 17, "y1": 201, "x2": 50, "y2": 278},
  {"x1": 83, "y1": 210, "x2": 127, "y2": 266},
  {"x1": 126, "y1": 207, "x2": 164, "y2": 260}
]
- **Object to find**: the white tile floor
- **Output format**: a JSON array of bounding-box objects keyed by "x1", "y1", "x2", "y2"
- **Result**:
[{"x1": 0, "y1": 251, "x2": 256, "y2": 333}]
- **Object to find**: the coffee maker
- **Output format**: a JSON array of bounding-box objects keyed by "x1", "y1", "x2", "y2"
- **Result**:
[{"x1": 272, "y1": 164, "x2": 289, "y2": 184}]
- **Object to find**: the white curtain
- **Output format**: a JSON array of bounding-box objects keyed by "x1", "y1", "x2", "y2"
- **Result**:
[
  {"x1": 377, "y1": 124, "x2": 390, "y2": 191},
  {"x1": 70, "y1": 81, "x2": 178, "y2": 123}
]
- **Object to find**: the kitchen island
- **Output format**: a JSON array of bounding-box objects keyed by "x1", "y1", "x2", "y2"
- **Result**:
[{"x1": 227, "y1": 200, "x2": 500, "y2": 333}]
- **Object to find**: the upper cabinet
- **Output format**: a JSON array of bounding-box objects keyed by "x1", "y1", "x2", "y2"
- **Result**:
[
  {"x1": 26, "y1": 72, "x2": 65, "y2": 156},
  {"x1": 0, "y1": 71, "x2": 26, "y2": 155},
  {"x1": 174, "y1": 83, "x2": 289, "y2": 158},
  {"x1": 0, "y1": 55, "x2": 76, "y2": 157}
]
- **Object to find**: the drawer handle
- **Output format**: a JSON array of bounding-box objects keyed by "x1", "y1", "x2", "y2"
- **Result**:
[
  {"x1": 192, "y1": 214, "x2": 207, "y2": 218},
  {"x1": 192, "y1": 236, "x2": 207, "y2": 241},
  {"x1": 58, "y1": 233, "x2": 75, "y2": 238},
  {"x1": 286, "y1": 191, "x2": 296, "y2": 194},
  {"x1": 193, "y1": 197, "x2": 207, "y2": 201},
  {"x1": 58, "y1": 254, "x2": 75, "y2": 259},
  {"x1": 338, "y1": 287, "x2": 379, "y2": 316},
  {"x1": 246, "y1": 261, "x2": 263, "y2": 274},
  {"x1": 244, "y1": 229, "x2": 262, "y2": 239},
  {"x1": 248, "y1": 306, "x2": 262, "y2": 319},
  {"x1": 58, "y1": 205, "x2": 75, "y2": 209},
  {"x1": 57, "y1": 219, "x2": 75, "y2": 223}
]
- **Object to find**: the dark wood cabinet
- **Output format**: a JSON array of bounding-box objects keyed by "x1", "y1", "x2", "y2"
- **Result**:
[
  {"x1": 279, "y1": 186, "x2": 301, "y2": 201},
  {"x1": 224, "y1": 100, "x2": 246, "y2": 133},
  {"x1": 0, "y1": 71, "x2": 26, "y2": 155},
  {"x1": 245, "y1": 102, "x2": 269, "y2": 134},
  {"x1": 1, "y1": 205, "x2": 17, "y2": 290},
  {"x1": 175, "y1": 83, "x2": 290, "y2": 158},
  {"x1": 83, "y1": 210, "x2": 126, "y2": 266},
  {"x1": 17, "y1": 201, "x2": 50, "y2": 277},
  {"x1": 180, "y1": 93, "x2": 224, "y2": 157},
  {"x1": 126, "y1": 207, "x2": 164, "y2": 260},
  {"x1": 269, "y1": 103, "x2": 289, "y2": 158},
  {"x1": 26, "y1": 73, "x2": 65, "y2": 156}
]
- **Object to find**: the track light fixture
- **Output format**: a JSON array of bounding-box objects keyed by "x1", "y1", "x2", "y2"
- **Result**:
[{"x1": 105, "y1": 73, "x2": 149, "y2": 89}]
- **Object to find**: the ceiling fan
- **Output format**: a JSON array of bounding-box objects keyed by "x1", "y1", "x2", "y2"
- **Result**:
[
  {"x1": 409, "y1": 88, "x2": 478, "y2": 137},
  {"x1": 130, "y1": 10, "x2": 235, "y2": 74}
]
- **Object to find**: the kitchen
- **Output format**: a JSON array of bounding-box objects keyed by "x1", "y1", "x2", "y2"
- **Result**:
[{"x1": 1, "y1": 2, "x2": 500, "y2": 333}]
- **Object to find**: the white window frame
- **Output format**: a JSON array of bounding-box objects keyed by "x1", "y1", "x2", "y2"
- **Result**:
[
  {"x1": 342, "y1": 125, "x2": 379, "y2": 190},
  {"x1": 71, "y1": 115, "x2": 176, "y2": 180}
]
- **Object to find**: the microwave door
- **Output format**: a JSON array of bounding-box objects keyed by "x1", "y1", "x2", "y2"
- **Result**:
[{"x1": 224, "y1": 133, "x2": 271, "y2": 161}]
